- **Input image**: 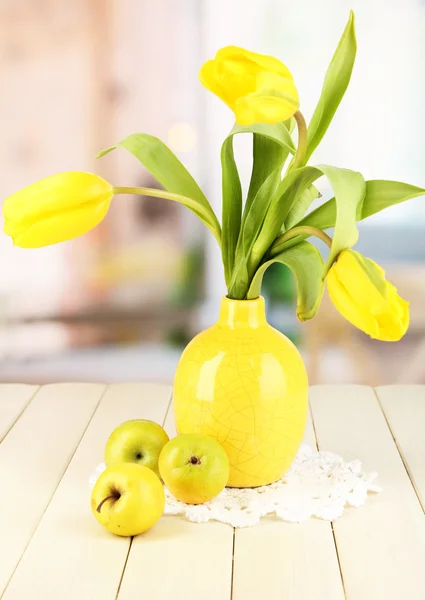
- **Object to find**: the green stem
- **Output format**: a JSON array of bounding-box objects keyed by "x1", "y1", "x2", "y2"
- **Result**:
[
  {"x1": 113, "y1": 186, "x2": 221, "y2": 245},
  {"x1": 270, "y1": 225, "x2": 332, "y2": 256},
  {"x1": 113, "y1": 186, "x2": 191, "y2": 202},
  {"x1": 286, "y1": 111, "x2": 307, "y2": 173}
]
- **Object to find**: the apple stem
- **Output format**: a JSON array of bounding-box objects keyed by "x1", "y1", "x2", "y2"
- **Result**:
[{"x1": 96, "y1": 494, "x2": 118, "y2": 513}]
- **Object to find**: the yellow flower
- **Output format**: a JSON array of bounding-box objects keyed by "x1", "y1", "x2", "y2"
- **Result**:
[
  {"x1": 199, "y1": 46, "x2": 299, "y2": 125},
  {"x1": 327, "y1": 249, "x2": 409, "y2": 341},
  {"x1": 3, "y1": 172, "x2": 113, "y2": 248}
]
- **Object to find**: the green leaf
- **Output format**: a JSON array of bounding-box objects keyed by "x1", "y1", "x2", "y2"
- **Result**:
[
  {"x1": 228, "y1": 168, "x2": 282, "y2": 299},
  {"x1": 226, "y1": 121, "x2": 295, "y2": 232},
  {"x1": 297, "y1": 179, "x2": 425, "y2": 235},
  {"x1": 250, "y1": 166, "x2": 322, "y2": 270},
  {"x1": 242, "y1": 121, "x2": 295, "y2": 248},
  {"x1": 98, "y1": 133, "x2": 221, "y2": 242},
  {"x1": 221, "y1": 122, "x2": 296, "y2": 293},
  {"x1": 305, "y1": 11, "x2": 357, "y2": 163},
  {"x1": 294, "y1": 196, "x2": 337, "y2": 233},
  {"x1": 285, "y1": 184, "x2": 321, "y2": 229},
  {"x1": 221, "y1": 135, "x2": 242, "y2": 285},
  {"x1": 230, "y1": 122, "x2": 296, "y2": 155},
  {"x1": 245, "y1": 134, "x2": 289, "y2": 214},
  {"x1": 247, "y1": 242, "x2": 325, "y2": 321},
  {"x1": 360, "y1": 180, "x2": 425, "y2": 220},
  {"x1": 317, "y1": 165, "x2": 365, "y2": 271},
  {"x1": 263, "y1": 166, "x2": 366, "y2": 269},
  {"x1": 351, "y1": 251, "x2": 388, "y2": 298}
]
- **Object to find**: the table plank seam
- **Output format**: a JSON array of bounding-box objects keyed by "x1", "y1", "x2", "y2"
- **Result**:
[
  {"x1": 309, "y1": 397, "x2": 348, "y2": 600},
  {"x1": 307, "y1": 399, "x2": 319, "y2": 453},
  {"x1": 0, "y1": 384, "x2": 109, "y2": 600},
  {"x1": 164, "y1": 389, "x2": 235, "y2": 599},
  {"x1": 330, "y1": 524, "x2": 348, "y2": 600},
  {"x1": 114, "y1": 539, "x2": 133, "y2": 600},
  {"x1": 372, "y1": 386, "x2": 425, "y2": 514},
  {"x1": 0, "y1": 386, "x2": 40, "y2": 444},
  {"x1": 230, "y1": 528, "x2": 236, "y2": 600},
  {"x1": 162, "y1": 391, "x2": 175, "y2": 431},
  {"x1": 116, "y1": 387, "x2": 173, "y2": 600}
]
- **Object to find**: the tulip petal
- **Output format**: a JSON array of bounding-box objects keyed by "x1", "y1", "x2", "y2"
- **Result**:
[
  {"x1": 3, "y1": 172, "x2": 114, "y2": 248},
  {"x1": 11, "y1": 197, "x2": 112, "y2": 248},
  {"x1": 3, "y1": 172, "x2": 112, "y2": 225},
  {"x1": 375, "y1": 310, "x2": 408, "y2": 342},
  {"x1": 216, "y1": 46, "x2": 294, "y2": 79},
  {"x1": 331, "y1": 250, "x2": 387, "y2": 309},
  {"x1": 374, "y1": 288, "x2": 409, "y2": 341},
  {"x1": 216, "y1": 60, "x2": 257, "y2": 104},
  {"x1": 234, "y1": 93, "x2": 299, "y2": 126},
  {"x1": 199, "y1": 45, "x2": 299, "y2": 125},
  {"x1": 327, "y1": 267, "x2": 379, "y2": 338},
  {"x1": 327, "y1": 249, "x2": 410, "y2": 342},
  {"x1": 199, "y1": 60, "x2": 231, "y2": 105}
]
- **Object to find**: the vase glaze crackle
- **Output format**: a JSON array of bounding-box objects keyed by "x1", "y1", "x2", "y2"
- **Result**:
[{"x1": 173, "y1": 296, "x2": 308, "y2": 488}]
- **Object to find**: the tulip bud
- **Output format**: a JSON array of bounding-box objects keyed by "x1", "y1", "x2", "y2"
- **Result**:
[
  {"x1": 3, "y1": 172, "x2": 113, "y2": 248},
  {"x1": 327, "y1": 249, "x2": 409, "y2": 341},
  {"x1": 199, "y1": 46, "x2": 299, "y2": 126}
]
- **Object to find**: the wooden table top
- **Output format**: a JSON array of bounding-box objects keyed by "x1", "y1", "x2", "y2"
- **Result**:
[{"x1": 0, "y1": 383, "x2": 424, "y2": 599}]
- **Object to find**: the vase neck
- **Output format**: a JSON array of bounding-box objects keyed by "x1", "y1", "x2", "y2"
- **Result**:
[{"x1": 218, "y1": 297, "x2": 267, "y2": 329}]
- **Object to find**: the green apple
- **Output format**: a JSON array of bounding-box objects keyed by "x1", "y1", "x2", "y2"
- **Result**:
[
  {"x1": 91, "y1": 463, "x2": 165, "y2": 536},
  {"x1": 159, "y1": 434, "x2": 230, "y2": 504},
  {"x1": 104, "y1": 420, "x2": 169, "y2": 477}
]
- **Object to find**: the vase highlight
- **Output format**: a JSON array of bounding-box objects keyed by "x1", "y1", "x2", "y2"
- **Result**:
[{"x1": 173, "y1": 297, "x2": 308, "y2": 488}]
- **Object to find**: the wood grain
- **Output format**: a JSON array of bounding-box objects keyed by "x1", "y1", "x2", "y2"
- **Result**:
[
  {"x1": 0, "y1": 384, "x2": 38, "y2": 442},
  {"x1": 310, "y1": 384, "x2": 425, "y2": 600},
  {"x1": 2, "y1": 383, "x2": 171, "y2": 600},
  {"x1": 232, "y1": 411, "x2": 345, "y2": 600},
  {"x1": 119, "y1": 518, "x2": 234, "y2": 600},
  {"x1": 375, "y1": 385, "x2": 425, "y2": 511},
  {"x1": 0, "y1": 383, "x2": 105, "y2": 596}
]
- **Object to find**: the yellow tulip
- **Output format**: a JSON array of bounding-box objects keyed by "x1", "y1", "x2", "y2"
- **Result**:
[
  {"x1": 327, "y1": 249, "x2": 409, "y2": 341},
  {"x1": 199, "y1": 46, "x2": 299, "y2": 125},
  {"x1": 3, "y1": 172, "x2": 113, "y2": 248}
]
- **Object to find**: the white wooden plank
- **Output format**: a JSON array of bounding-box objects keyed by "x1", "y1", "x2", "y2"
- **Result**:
[
  {"x1": 310, "y1": 384, "x2": 425, "y2": 600},
  {"x1": 234, "y1": 519, "x2": 344, "y2": 600},
  {"x1": 0, "y1": 383, "x2": 105, "y2": 596},
  {"x1": 119, "y1": 517, "x2": 234, "y2": 600},
  {"x1": 0, "y1": 384, "x2": 38, "y2": 442},
  {"x1": 2, "y1": 383, "x2": 172, "y2": 600},
  {"x1": 117, "y1": 398, "x2": 234, "y2": 600},
  {"x1": 375, "y1": 385, "x2": 425, "y2": 511},
  {"x1": 232, "y1": 410, "x2": 345, "y2": 600}
]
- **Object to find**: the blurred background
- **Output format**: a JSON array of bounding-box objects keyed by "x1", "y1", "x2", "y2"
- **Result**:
[{"x1": 0, "y1": 0, "x2": 424, "y2": 385}]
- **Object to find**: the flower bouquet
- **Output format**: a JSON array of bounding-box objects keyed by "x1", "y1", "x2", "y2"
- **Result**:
[{"x1": 4, "y1": 11, "x2": 422, "y2": 487}]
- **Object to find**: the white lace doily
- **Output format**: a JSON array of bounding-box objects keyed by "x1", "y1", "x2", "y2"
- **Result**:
[{"x1": 89, "y1": 444, "x2": 381, "y2": 528}]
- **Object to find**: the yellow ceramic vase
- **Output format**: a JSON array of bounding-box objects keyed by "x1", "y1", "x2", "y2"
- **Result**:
[{"x1": 173, "y1": 297, "x2": 308, "y2": 488}]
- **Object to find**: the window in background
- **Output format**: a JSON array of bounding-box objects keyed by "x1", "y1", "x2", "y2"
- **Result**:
[{"x1": 0, "y1": 0, "x2": 205, "y2": 359}]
